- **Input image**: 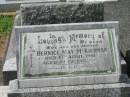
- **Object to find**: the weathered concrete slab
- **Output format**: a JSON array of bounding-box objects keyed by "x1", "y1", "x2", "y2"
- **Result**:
[
  {"x1": 8, "y1": 79, "x2": 130, "y2": 97},
  {"x1": 104, "y1": 0, "x2": 130, "y2": 55}
]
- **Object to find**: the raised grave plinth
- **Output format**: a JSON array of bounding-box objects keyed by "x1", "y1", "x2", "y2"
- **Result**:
[
  {"x1": 8, "y1": 79, "x2": 130, "y2": 97},
  {"x1": 8, "y1": 21, "x2": 130, "y2": 97}
]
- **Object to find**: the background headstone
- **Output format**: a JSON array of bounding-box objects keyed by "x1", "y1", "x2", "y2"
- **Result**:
[{"x1": 21, "y1": 3, "x2": 104, "y2": 25}]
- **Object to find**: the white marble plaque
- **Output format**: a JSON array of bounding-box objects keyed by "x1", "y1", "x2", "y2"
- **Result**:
[{"x1": 20, "y1": 28, "x2": 116, "y2": 78}]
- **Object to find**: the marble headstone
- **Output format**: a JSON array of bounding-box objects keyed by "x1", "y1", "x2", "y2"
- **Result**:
[{"x1": 15, "y1": 21, "x2": 121, "y2": 88}]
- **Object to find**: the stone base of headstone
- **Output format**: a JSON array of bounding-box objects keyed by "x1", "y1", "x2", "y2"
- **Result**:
[{"x1": 8, "y1": 79, "x2": 130, "y2": 97}]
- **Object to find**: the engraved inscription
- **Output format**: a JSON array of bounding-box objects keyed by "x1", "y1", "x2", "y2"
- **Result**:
[{"x1": 21, "y1": 29, "x2": 116, "y2": 78}]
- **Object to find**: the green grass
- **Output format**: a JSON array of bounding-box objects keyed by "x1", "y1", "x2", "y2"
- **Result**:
[{"x1": 0, "y1": 15, "x2": 14, "y2": 38}]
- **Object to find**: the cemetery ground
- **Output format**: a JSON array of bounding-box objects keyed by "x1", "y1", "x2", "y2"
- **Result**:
[{"x1": 0, "y1": 13, "x2": 14, "y2": 85}]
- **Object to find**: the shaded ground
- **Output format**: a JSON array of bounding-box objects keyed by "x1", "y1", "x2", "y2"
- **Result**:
[
  {"x1": 0, "y1": 64, "x2": 3, "y2": 85},
  {"x1": 0, "y1": 38, "x2": 8, "y2": 85}
]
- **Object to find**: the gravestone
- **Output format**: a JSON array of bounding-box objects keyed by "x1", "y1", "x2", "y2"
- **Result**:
[
  {"x1": 3, "y1": 1, "x2": 128, "y2": 85},
  {"x1": 8, "y1": 21, "x2": 130, "y2": 97},
  {"x1": 15, "y1": 21, "x2": 122, "y2": 88},
  {"x1": 4, "y1": 1, "x2": 130, "y2": 97},
  {"x1": 1, "y1": 1, "x2": 104, "y2": 86}
]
